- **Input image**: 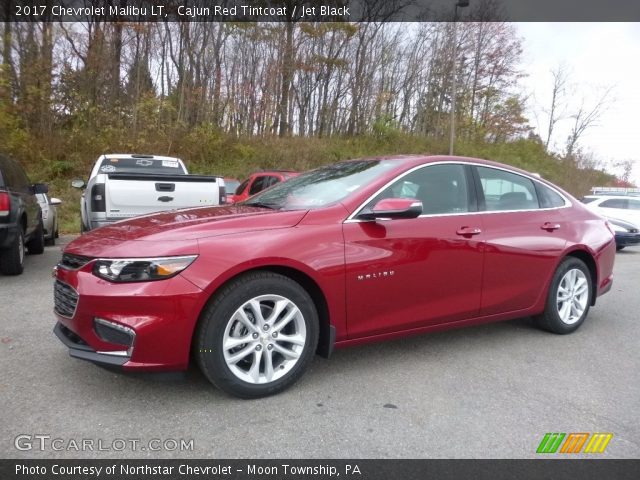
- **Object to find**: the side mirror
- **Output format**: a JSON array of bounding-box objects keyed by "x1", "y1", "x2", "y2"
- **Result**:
[
  {"x1": 33, "y1": 183, "x2": 49, "y2": 194},
  {"x1": 50, "y1": 197, "x2": 62, "y2": 206},
  {"x1": 358, "y1": 198, "x2": 423, "y2": 221},
  {"x1": 71, "y1": 179, "x2": 85, "y2": 189}
]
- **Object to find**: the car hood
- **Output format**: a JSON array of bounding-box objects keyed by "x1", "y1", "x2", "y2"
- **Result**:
[{"x1": 65, "y1": 205, "x2": 308, "y2": 257}]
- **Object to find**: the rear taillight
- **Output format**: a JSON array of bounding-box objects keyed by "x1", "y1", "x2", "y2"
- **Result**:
[
  {"x1": 0, "y1": 191, "x2": 10, "y2": 216},
  {"x1": 91, "y1": 184, "x2": 106, "y2": 212},
  {"x1": 219, "y1": 184, "x2": 226, "y2": 205}
]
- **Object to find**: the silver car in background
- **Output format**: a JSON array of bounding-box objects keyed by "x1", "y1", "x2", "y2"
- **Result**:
[{"x1": 36, "y1": 193, "x2": 61, "y2": 245}]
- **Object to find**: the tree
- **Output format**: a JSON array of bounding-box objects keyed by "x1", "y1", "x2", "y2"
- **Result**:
[
  {"x1": 565, "y1": 86, "x2": 614, "y2": 159},
  {"x1": 544, "y1": 63, "x2": 569, "y2": 150}
]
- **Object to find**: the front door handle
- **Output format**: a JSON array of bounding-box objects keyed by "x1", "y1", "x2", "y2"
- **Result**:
[
  {"x1": 541, "y1": 222, "x2": 561, "y2": 232},
  {"x1": 456, "y1": 226, "x2": 482, "y2": 237}
]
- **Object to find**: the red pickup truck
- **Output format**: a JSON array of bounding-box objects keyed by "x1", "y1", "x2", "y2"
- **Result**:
[{"x1": 227, "y1": 170, "x2": 298, "y2": 203}]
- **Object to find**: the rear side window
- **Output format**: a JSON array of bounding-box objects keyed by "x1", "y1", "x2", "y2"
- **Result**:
[
  {"x1": 628, "y1": 199, "x2": 640, "y2": 210},
  {"x1": 581, "y1": 197, "x2": 599, "y2": 204},
  {"x1": 0, "y1": 156, "x2": 29, "y2": 191},
  {"x1": 600, "y1": 199, "x2": 626, "y2": 209},
  {"x1": 536, "y1": 183, "x2": 566, "y2": 208},
  {"x1": 477, "y1": 166, "x2": 539, "y2": 211}
]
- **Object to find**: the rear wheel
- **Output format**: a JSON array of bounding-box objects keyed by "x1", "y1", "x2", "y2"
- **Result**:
[
  {"x1": 195, "y1": 272, "x2": 319, "y2": 398},
  {"x1": 535, "y1": 257, "x2": 592, "y2": 334},
  {"x1": 26, "y1": 220, "x2": 45, "y2": 254},
  {"x1": 0, "y1": 229, "x2": 25, "y2": 275}
]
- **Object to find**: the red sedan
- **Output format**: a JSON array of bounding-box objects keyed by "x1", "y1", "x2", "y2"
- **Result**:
[{"x1": 53, "y1": 155, "x2": 615, "y2": 398}]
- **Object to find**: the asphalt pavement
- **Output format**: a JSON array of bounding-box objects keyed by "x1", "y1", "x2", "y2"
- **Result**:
[{"x1": 1, "y1": 237, "x2": 638, "y2": 458}]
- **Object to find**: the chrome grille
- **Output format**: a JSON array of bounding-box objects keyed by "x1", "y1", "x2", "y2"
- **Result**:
[
  {"x1": 54, "y1": 280, "x2": 79, "y2": 318},
  {"x1": 60, "y1": 253, "x2": 92, "y2": 270}
]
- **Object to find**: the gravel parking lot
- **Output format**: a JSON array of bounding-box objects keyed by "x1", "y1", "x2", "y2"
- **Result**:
[{"x1": 1, "y1": 237, "x2": 639, "y2": 459}]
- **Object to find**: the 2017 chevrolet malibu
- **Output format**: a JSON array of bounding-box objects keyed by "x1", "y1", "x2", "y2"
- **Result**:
[{"x1": 53, "y1": 155, "x2": 615, "y2": 398}]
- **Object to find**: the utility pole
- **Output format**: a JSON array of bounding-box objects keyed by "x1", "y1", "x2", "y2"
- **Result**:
[{"x1": 449, "y1": 0, "x2": 470, "y2": 155}]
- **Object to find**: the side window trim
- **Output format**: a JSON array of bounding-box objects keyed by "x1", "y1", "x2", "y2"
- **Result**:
[
  {"x1": 346, "y1": 162, "x2": 570, "y2": 222},
  {"x1": 469, "y1": 165, "x2": 486, "y2": 212},
  {"x1": 463, "y1": 164, "x2": 479, "y2": 213}
]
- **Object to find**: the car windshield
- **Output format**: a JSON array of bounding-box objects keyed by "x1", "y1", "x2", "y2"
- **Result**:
[
  {"x1": 98, "y1": 157, "x2": 186, "y2": 175},
  {"x1": 243, "y1": 160, "x2": 397, "y2": 210}
]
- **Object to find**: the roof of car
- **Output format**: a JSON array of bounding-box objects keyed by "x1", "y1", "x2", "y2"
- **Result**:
[
  {"x1": 101, "y1": 154, "x2": 182, "y2": 162},
  {"x1": 343, "y1": 154, "x2": 543, "y2": 176}
]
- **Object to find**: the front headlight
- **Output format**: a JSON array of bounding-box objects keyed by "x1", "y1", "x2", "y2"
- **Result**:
[{"x1": 92, "y1": 255, "x2": 198, "y2": 283}]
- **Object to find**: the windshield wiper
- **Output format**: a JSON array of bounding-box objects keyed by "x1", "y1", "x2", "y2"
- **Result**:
[{"x1": 243, "y1": 201, "x2": 281, "y2": 210}]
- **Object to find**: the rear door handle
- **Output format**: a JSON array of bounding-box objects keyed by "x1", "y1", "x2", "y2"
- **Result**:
[
  {"x1": 456, "y1": 226, "x2": 482, "y2": 237},
  {"x1": 541, "y1": 222, "x2": 561, "y2": 231}
]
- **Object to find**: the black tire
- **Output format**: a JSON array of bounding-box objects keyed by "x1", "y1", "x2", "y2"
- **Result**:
[
  {"x1": 534, "y1": 257, "x2": 592, "y2": 334},
  {"x1": 0, "y1": 229, "x2": 25, "y2": 275},
  {"x1": 26, "y1": 220, "x2": 45, "y2": 254},
  {"x1": 195, "y1": 271, "x2": 319, "y2": 398},
  {"x1": 46, "y1": 219, "x2": 58, "y2": 245},
  {"x1": 616, "y1": 245, "x2": 625, "y2": 251}
]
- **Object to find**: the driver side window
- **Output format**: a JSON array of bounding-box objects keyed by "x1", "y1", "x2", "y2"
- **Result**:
[{"x1": 367, "y1": 164, "x2": 470, "y2": 215}]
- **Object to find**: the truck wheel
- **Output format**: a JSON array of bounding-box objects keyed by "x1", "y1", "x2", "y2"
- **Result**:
[
  {"x1": 0, "y1": 229, "x2": 25, "y2": 275},
  {"x1": 26, "y1": 220, "x2": 45, "y2": 254},
  {"x1": 195, "y1": 272, "x2": 319, "y2": 398}
]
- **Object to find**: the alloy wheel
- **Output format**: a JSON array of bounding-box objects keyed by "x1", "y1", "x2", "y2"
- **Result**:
[
  {"x1": 222, "y1": 294, "x2": 307, "y2": 384},
  {"x1": 556, "y1": 268, "x2": 589, "y2": 325}
]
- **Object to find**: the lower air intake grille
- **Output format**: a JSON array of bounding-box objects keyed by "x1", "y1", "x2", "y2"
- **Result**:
[{"x1": 54, "y1": 280, "x2": 79, "y2": 318}]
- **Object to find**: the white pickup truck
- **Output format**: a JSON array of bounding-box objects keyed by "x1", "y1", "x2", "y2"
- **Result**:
[{"x1": 73, "y1": 154, "x2": 225, "y2": 232}]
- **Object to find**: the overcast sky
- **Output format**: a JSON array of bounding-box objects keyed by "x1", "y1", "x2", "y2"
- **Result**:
[{"x1": 515, "y1": 23, "x2": 640, "y2": 187}]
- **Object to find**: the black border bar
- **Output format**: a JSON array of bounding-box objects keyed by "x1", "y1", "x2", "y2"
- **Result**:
[
  {"x1": 3, "y1": 0, "x2": 640, "y2": 22},
  {"x1": 3, "y1": 459, "x2": 640, "y2": 480}
]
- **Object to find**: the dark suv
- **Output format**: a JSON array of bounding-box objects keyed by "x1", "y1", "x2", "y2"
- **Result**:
[{"x1": 0, "y1": 154, "x2": 48, "y2": 275}]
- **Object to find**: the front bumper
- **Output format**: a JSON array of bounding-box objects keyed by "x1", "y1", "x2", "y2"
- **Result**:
[
  {"x1": 54, "y1": 322, "x2": 129, "y2": 367},
  {"x1": 53, "y1": 263, "x2": 206, "y2": 371}
]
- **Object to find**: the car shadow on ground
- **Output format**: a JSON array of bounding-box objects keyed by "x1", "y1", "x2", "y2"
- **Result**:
[{"x1": 81, "y1": 315, "x2": 541, "y2": 400}]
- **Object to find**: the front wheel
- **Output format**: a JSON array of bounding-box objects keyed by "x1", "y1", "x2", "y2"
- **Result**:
[
  {"x1": 535, "y1": 257, "x2": 592, "y2": 334},
  {"x1": 195, "y1": 272, "x2": 319, "y2": 398}
]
